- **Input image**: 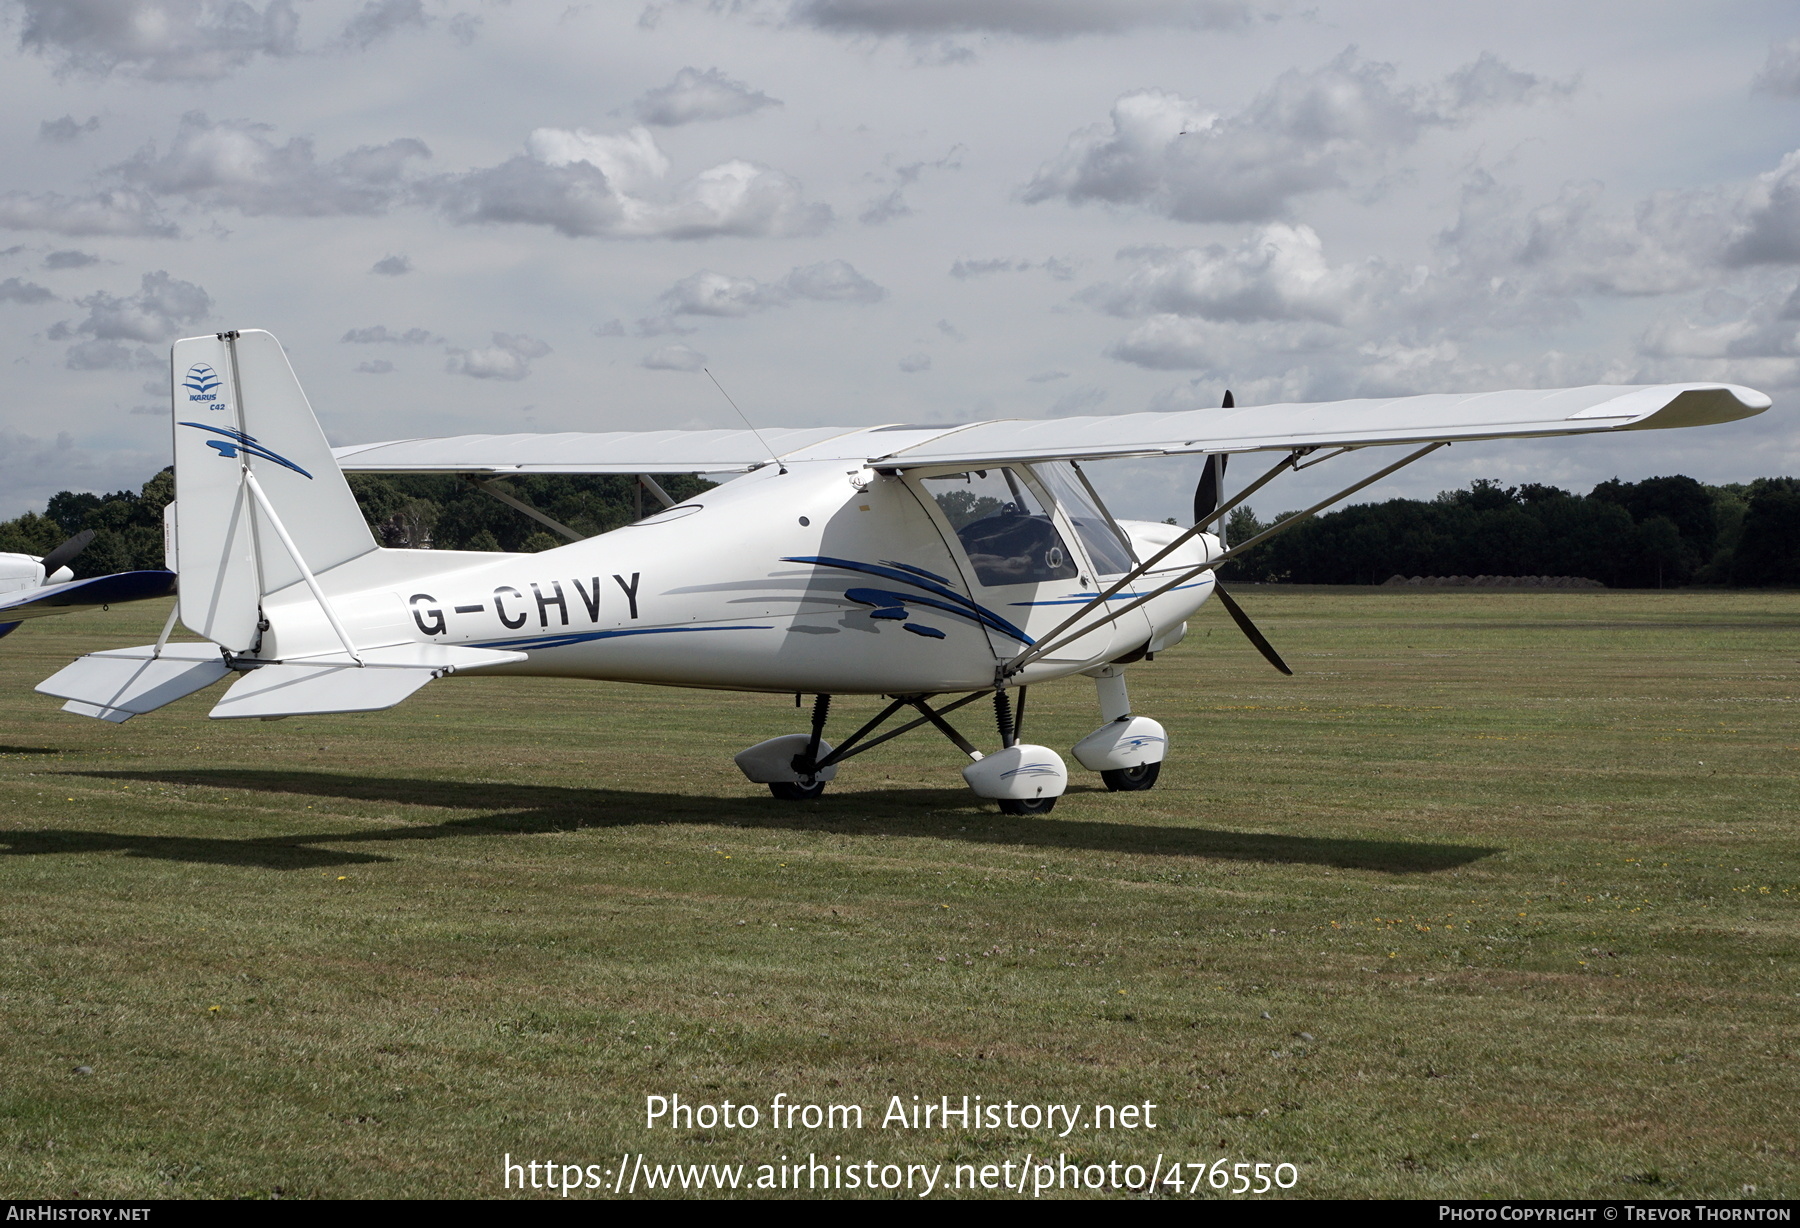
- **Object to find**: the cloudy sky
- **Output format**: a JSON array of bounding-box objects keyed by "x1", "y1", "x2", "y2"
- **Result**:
[{"x1": 1, "y1": 0, "x2": 1797, "y2": 521}]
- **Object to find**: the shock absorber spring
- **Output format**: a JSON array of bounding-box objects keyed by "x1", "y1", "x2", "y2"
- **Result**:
[
  {"x1": 801, "y1": 693, "x2": 832, "y2": 771},
  {"x1": 993, "y1": 689, "x2": 1015, "y2": 749}
]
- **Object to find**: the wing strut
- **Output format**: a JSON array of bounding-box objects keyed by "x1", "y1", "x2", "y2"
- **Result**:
[
  {"x1": 467, "y1": 477, "x2": 584, "y2": 542},
  {"x1": 637, "y1": 474, "x2": 676, "y2": 511},
  {"x1": 1003, "y1": 441, "x2": 1447, "y2": 676}
]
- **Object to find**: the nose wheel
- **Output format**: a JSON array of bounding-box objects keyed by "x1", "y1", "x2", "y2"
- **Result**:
[
  {"x1": 997, "y1": 795, "x2": 1057, "y2": 815},
  {"x1": 1100, "y1": 762, "x2": 1161, "y2": 792}
]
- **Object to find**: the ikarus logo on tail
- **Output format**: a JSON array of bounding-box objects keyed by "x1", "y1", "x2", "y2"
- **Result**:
[{"x1": 182, "y1": 364, "x2": 223, "y2": 407}]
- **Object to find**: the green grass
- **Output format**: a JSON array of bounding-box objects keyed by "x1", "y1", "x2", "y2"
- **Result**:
[{"x1": 0, "y1": 590, "x2": 1795, "y2": 1199}]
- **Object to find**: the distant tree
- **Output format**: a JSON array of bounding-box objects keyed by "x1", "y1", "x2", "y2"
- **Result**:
[
  {"x1": 1730, "y1": 484, "x2": 1800, "y2": 586},
  {"x1": 1591, "y1": 475, "x2": 1715, "y2": 583},
  {"x1": 1694, "y1": 483, "x2": 1752, "y2": 585}
]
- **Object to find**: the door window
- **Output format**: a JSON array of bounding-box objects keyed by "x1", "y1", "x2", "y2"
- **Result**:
[{"x1": 919, "y1": 469, "x2": 1079, "y2": 587}]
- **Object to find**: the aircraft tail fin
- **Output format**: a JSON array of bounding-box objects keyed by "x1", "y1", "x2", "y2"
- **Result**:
[{"x1": 171, "y1": 330, "x2": 376, "y2": 651}]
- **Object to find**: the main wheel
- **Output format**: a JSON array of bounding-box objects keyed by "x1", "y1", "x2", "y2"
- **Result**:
[
  {"x1": 1101, "y1": 761, "x2": 1161, "y2": 792},
  {"x1": 997, "y1": 795, "x2": 1057, "y2": 816},
  {"x1": 768, "y1": 780, "x2": 827, "y2": 800}
]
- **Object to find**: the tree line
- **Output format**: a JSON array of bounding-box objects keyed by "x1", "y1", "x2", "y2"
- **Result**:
[
  {"x1": 1221, "y1": 474, "x2": 1800, "y2": 587},
  {"x1": 2, "y1": 467, "x2": 1796, "y2": 588}
]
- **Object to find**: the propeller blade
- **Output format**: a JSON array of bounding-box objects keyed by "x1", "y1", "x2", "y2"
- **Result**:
[
  {"x1": 38, "y1": 529, "x2": 95, "y2": 576},
  {"x1": 1191, "y1": 390, "x2": 1234, "y2": 523},
  {"x1": 1213, "y1": 581, "x2": 1293, "y2": 676},
  {"x1": 1194, "y1": 454, "x2": 1226, "y2": 523}
]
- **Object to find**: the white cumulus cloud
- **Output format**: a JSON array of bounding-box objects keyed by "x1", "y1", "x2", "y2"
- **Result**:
[
  {"x1": 0, "y1": 278, "x2": 55, "y2": 304},
  {"x1": 336, "y1": 0, "x2": 427, "y2": 49},
  {"x1": 0, "y1": 188, "x2": 177, "y2": 237},
  {"x1": 39, "y1": 115, "x2": 100, "y2": 143},
  {"x1": 1024, "y1": 50, "x2": 1566, "y2": 223},
  {"x1": 117, "y1": 113, "x2": 430, "y2": 217},
  {"x1": 642, "y1": 260, "x2": 884, "y2": 335},
  {"x1": 49, "y1": 269, "x2": 211, "y2": 369},
  {"x1": 527, "y1": 126, "x2": 671, "y2": 193},
  {"x1": 1089, "y1": 225, "x2": 1389, "y2": 325},
  {"x1": 342, "y1": 325, "x2": 438, "y2": 344},
  {"x1": 445, "y1": 332, "x2": 552, "y2": 381},
  {"x1": 642, "y1": 343, "x2": 706, "y2": 371},
  {"x1": 17, "y1": 0, "x2": 300, "y2": 80},
  {"x1": 1721, "y1": 150, "x2": 1800, "y2": 267},
  {"x1": 633, "y1": 67, "x2": 781, "y2": 126},
  {"x1": 429, "y1": 126, "x2": 830, "y2": 240}
]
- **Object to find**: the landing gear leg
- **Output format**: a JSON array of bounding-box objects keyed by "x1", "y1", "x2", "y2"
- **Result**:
[
  {"x1": 733, "y1": 694, "x2": 838, "y2": 799},
  {"x1": 1072, "y1": 666, "x2": 1168, "y2": 791},
  {"x1": 769, "y1": 693, "x2": 834, "y2": 800}
]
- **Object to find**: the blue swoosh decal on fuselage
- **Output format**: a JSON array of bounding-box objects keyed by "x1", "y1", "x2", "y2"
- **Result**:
[
  {"x1": 781, "y1": 556, "x2": 1034, "y2": 645},
  {"x1": 470, "y1": 624, "x2": 774, "y2": 652},
  {"x1": 879, "y1": 559, "x2": 957, "y2": 587},
  {"x1": 1008, "y1": 580, "x2": 1211, "y2": 606}
]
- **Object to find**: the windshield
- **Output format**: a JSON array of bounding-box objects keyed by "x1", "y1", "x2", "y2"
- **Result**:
[
  {"x1": 920, "y1": 468, "x2": 1079, "y2": 587},
  {"x1": 1032, "y1": 461, "x2": 1136, "y2": 576}
]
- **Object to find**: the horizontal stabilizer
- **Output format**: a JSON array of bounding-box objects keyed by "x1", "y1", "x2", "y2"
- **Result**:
[
  {"x1": 0, "y1": 571, "x2": 176, "y2": 620},
  {"x1": 37, "y1": 643, "x2": 230, "y2": 723},
  {"x1": 208, "y1": 643, "x2": 526, "y2": 720}
]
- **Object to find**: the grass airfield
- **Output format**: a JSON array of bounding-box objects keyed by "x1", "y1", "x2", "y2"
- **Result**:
[{"x1": 0, "y1": 590, "x2": 1794, "y2": 1200}]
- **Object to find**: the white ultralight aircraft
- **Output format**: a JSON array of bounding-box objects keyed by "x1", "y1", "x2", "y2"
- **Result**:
[{"x1": 37, "y1": 330, "x2": 1771, "y2": 814}]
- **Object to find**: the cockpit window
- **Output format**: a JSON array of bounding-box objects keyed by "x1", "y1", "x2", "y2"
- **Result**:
[{"x1": 920, "y1": 469, "x2": 1079, "y2": 587}]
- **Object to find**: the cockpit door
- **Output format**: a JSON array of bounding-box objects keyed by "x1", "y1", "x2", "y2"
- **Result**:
[{"x1": 909, "y1": 465, "x2": 1151, "y2": 668}]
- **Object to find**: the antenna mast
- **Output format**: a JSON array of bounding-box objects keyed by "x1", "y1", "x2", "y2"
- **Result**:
[{"x1": 704, "y1": 368, "x2": 786, "y2": 475}]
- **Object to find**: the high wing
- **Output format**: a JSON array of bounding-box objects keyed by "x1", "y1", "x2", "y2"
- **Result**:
[
  {"x1": 0, "y1": 570, "x2": 176, "y2": 621},
  {"x1": 333, "y1": 383, "x2": 1770, "y2": 474}
]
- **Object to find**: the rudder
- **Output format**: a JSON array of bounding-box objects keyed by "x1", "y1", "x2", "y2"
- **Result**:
[{"x1": 171, "y1": 330, "x2": 376, "y2": 650}]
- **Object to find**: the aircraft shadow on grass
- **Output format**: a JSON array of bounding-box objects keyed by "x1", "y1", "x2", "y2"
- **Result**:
[{"x1": 0, "y1": 768, "x2": 1502, "y2": 875}]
